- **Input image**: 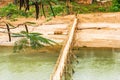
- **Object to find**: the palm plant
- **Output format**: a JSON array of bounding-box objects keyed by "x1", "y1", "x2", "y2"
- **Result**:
[
  {"x1": 19, "y1": 0, "x2": 56, "y2": 19},
  {"x1": 12, "y1": 31, "x2": 56, "y2": 52},
  {"x1": 19, "y1": 0, "x2": 73, "y2": 19}
]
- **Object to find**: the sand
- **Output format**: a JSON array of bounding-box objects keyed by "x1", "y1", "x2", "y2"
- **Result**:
[{"x1": 0, "y1": 12, "x2": 120, "y2": 48}]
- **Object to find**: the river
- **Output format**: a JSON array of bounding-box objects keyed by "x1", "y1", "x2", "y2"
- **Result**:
[
  {"x1": 0, "y1": 47, "x2": 120, "y2": 80},
  {"x1": 0, "y1": 46, "x2": 59, "y2": 80},
  {"x1": 73, "y1": 48, "x2": 120, "y2": 80}
]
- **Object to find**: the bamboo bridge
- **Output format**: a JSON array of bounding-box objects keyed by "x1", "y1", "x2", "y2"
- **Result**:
[{"x1": 50, "y1": 17, "x2": 78, "y2": 80}]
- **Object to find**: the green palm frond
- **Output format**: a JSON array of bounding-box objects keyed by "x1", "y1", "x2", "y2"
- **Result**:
[
  {"x1": 13, "y1": 38, "x2": 29, "y2": 52},
  {"x1": 37, "y1": 36, "x2": 56, "y2": 45},
  {"x1": 29, "y1": 35, "x2": 45, "y2": 49},
  {"x1": 12, "y1": 31, "x2": 27, "y2": 37},
  {"x1": 12, "y1": 33, "x2": 25, "y2": 37},
  {"x1": 13, "y1": 31, "x2": 57, "y2": 52},
  {"x1": 29, "y1": 32, "x2": 42, "y2": 35},
  {"x1": 20, "y1": 31, "x2": 28, "y2": 34}
]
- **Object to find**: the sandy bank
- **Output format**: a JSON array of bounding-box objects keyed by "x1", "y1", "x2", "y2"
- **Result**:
[{"x1": 0, "y1": 12, "x2": 120, "y2": 48}]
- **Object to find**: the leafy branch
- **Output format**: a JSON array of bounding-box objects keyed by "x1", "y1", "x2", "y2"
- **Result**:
[{"x1": 12, "y1": 31, "x2": 57, "y2": 52}]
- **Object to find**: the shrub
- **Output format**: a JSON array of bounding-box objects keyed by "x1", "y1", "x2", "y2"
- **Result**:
[
  {"x1": 51, "y1": 5, "x2": 65, "y2": 16},
  {"x1": 110, "y1": 6, "x2": 119, "y2": 12},
  {"x1": 0, "y1": 3, "x2": 34, "y2": 19},
  {"x1": 98, "y1": 7, "x2": 106, "y2": 12},
  {"x1": 110, "y1": 0, "x2": 120, "y2": 12}
]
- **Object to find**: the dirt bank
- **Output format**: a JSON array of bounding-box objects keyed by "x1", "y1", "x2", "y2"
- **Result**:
[{"x1": 0, "y1": 12, "x2": 120, "y2": 48}]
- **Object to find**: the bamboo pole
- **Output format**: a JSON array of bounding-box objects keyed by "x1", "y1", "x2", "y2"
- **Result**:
[
  {"x1": 25, "y1": 24, "x2": 29, "y2": 33},
  {"x1": 6, "y1": 24, "x2": 11, "y2": 42},
  {"x1": 50, "y1": 17, "x2": 78, "y2": 80}
]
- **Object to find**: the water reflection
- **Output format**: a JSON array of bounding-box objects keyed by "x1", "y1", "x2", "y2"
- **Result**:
[{"x1": 73, "y1": 48, "x2": 120, "y2": 80}]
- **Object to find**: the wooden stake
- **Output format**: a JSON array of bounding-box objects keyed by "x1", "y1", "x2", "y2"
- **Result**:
[
  {"x1": 25, "y1": 24, "x2": 29, "y2": 33},
  {"x1": 6, "y1": 24, "x2": 11, "y2": 42}
]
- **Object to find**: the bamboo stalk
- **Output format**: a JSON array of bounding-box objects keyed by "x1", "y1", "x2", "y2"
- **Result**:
[
  {"x1": 19, "y1": 0, "x2": 24, "y2": 10},
  {"x1": 25, "y1": 0, "x2": 29, "y2": 11},
  {"x1": 25, "y1": 24, "x2": 29, "y2": 33},
  {"x1": 50, "y1": 17, "x2": 78, "y2": 80},
  {"x1": 41, "y1": 3, "x2": 46, "y2": 18},
  {"x1": 35, "y1": 1, "x2": 39, "y2": 19},
  {"x1": 6, "y1": 24, "x2": 11, "y2": 42},
  {"x1": 48, "y1": 1, "x2": 55, "y2": 17}
]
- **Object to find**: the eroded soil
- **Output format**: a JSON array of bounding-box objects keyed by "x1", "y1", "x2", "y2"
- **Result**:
[{"x1": 0, "y1": 12, "x2": 120, "y2": 48}]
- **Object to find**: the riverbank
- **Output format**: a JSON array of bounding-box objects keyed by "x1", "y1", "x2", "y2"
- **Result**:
[{"x1": 0, "y1": 12, "x2": 120, "y2": 48}]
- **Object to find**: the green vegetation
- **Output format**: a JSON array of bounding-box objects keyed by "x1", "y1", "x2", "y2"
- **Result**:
[
  {"x1": 12, "y1": 31, "x2": 56, "y2": 52},
  {"x1": 0, "y1": 3, "x2": 34, "y2": 19},
  {"x1": 0, "y1": 0, "x2": 120, "y2": 19},
  {"x1": 111, "y1": 0, "x2": 120, "y2": 11},
  {"x1": 0, "y1": 21, "x2": 56, "y2": 52},
  {"x1": 18, "y1": 0, "x2": 56, "y2": 19}
]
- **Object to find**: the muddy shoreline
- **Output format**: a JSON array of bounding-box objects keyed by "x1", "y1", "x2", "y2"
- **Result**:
[{"x1": 0, "y1": 12, "x2": 120, "y2": 48}]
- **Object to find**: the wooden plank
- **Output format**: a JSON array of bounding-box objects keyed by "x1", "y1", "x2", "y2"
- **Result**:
[{"x1": 50, "y1": 17, "x2": 78, "y2": 80}]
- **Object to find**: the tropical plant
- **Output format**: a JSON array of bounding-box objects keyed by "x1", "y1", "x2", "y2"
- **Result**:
[
  {"x1": 0, "y1": 3, "x2": 34, "y2": 19},
  {"x1": 66, "y1": 0, "x2": 71, "y2": 14},
  {"x1": 12, "y1": 31, "x2": 56, "y2": 52},
  {"x1": 19, "y1": 0, "x2": 56, "y2": 19},
  {"x1": 18, "y1": 0, "x2": 73, "y2": 18},
  {"x1": 111, "y1": 0, "x2": 120, "y2": 12}
]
